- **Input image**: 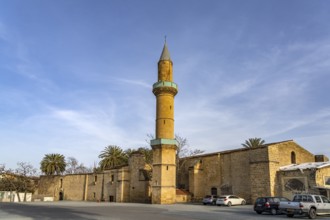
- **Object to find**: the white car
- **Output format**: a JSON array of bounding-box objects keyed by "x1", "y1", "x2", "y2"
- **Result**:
[{"x1": 216, "y1": 195, "x2": 246, "y2": 207}]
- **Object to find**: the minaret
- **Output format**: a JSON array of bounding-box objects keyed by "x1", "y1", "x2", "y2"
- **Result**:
[{"x1": 150, "y1": 42, "x2": 178, "y2": 204}]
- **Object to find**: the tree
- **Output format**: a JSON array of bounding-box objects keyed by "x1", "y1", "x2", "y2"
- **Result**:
[
  {"x1": 175, "y1": 134, "x2": 204, "y2": 158},
  {"x1": 0, "y1": 162, "x2": 38, "y2": 202},
  {"x1": 174, "y1": 134, "x2": 204, "y2": 187},
  {"x1": 98, "y1": 145, "x2": 128, "y2": 170},
  {"x1": 136, "y1": 147, "x2": 153, "y2": 165},
  {"x1": 40, "y1": 153, "x2": 66, "y2": 175},
  {"x1": 242, "y1": 138, "x2": 266, "y2": 148},
  {"x1": 65, "y1": 157, "x2": 78, "y2": 174},
  {"x1": 15, "y1": 162, "x2": 38, "y2": 201},
  {"x1": 75, "y1": 164, "x2": 93, "y2": 174},
  {"x1": 65, "y1": 157, "x2": 92, "y2": 174}
]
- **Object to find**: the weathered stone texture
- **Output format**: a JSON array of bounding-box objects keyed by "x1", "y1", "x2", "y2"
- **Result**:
[
  {"x1": 316, "y1": 167, "x2": 330, "y2": 187},
  {"x1": 178, "y1": 140, "x2": 330, "y2": 204},
  {"x1": 221, "y1": 150, "x2": 250, "y2": 201},
  {"x1": 269, "y1": 141, "x2": 315, "y2": 166}
]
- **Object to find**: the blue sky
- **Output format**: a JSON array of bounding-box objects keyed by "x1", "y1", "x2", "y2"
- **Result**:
[{"x1": 1, "y1": 0, "x2": 330, "y2": 170}]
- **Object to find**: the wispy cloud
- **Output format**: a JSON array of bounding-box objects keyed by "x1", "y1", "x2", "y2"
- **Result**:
[{"x1": 114, "y1": 78, "x2": 151, "y2": 89}]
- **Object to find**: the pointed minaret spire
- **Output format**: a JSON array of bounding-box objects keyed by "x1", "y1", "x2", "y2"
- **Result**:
[{"x1": 159, "y1": 37, "x2": 171, "y2": 61}]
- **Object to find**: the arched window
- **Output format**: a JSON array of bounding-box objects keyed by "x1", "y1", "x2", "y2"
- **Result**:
[{"x1": 291, "y1": 151, "x2": 296, "y2": 164}]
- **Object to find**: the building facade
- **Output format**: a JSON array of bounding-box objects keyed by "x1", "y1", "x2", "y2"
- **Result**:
[
  {"x1": 38, "y1": 152, "x2": 151, "y2": 203},
  {"x1": 177, "y1": 140, "x2": 330, "y2": 203}
]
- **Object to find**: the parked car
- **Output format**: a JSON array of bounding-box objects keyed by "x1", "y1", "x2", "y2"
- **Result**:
[
  {"x1": 279, "y1": 194, "x2": 330, "y2": 219},
  {"x1": 254, "y1": 196, "x2": 290, "y2": 215},
  {"x1": 216, "y1": 195, "x2": 246, "y2": 207},
  {"x1": 202, "y1": 195, "x2": 218, "y2": 205}
]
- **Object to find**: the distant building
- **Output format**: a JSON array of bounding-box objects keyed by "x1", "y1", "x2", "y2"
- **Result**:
[{"x1": 38, "y1": 152, "x2": 151, "y2": 203}]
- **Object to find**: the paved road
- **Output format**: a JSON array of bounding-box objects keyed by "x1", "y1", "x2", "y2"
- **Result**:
[{"x1": 1, "y1": 202, "x2": 329, "y2": 220}]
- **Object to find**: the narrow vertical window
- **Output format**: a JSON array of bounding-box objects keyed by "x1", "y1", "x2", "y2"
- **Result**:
[
  {"x1": 291, "y1": 151, "x2": 296, "y2": 164},
  {"x1": 166, "y1": 166, "x2": 169, "y2": 170}
]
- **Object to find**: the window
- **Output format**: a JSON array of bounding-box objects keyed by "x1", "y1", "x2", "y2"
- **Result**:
[
  {"x1": 293, "y1": 195, "x2": 302, "y2": 202},
  {"x1": 291, "y1": 151, "x2": 296, "y2": 164},
  {"x1": 211, "y1": 187, "x2": 217, "y2": 196},
  {"x1": 321, "y1": 196, "x2": 330, "y2": 203},
  {"x1": 94, "y1": 175, "x2": 97, "y2": 183},
  {"x1": 315, "y1": 196, "x2": 322, "y2": 203},
  {"x1": 307, "y1": 196, "x2": 313, "y2": 202},
  {"x1": 111, "y1": 175, "x2": 114, "y2": 182},
  {"x1": 285, "y1": 178, "x2": 305, "y2": 191}
]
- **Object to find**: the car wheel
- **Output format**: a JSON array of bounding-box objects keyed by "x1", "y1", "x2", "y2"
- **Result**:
[
  {"x1": 256, "y1": 211, "x2": 262, "y2": 214},
  {"x1": 287, "y1": 214, "x2": 294, "y2": 218},
  {"x1": 308, "y1": 208, "x2": 316, "y2": 219},
  {"x1": 270, "y1": 208, "x2": 277, "y2": 215},
  {"x1": 241, "y1": 200, "x2": 246, "y2": 205},
  {"x1": 203, "y1": 203, "x2": 206, "y2": 205},
  {"x1": 227, "y1": 202, "x2": 232, "y2": 207}
]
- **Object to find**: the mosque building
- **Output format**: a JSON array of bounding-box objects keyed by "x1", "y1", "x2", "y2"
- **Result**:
[{"x1": 37, "y1": 43, "x2": 330, "y2": 203}]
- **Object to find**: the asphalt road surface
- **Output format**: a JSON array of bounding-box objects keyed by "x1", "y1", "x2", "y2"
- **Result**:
[{"x1": 1, "y1": 202, "x2": 330, "y2": 220}]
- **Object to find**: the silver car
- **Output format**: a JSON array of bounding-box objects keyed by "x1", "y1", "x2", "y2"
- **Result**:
[{"x1": 202, "y1": 195, "x2": 218, "y2": 205}]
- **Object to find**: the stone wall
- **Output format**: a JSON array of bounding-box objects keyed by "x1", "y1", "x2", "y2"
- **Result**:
[
  {"x1": 273, "y1": 141, "x2": 315, "y2": 166},
  {"x1": 278, "y1": 169, "x2": 319, "y2": 200},
  {"x1": 177, "y1": 153, "x2": 221, "y2": 201},
  {"x1": 62, "y1": 174, "x2": 86, "y2": 201},
  {"x1": 316, "y1": 166, "x2": 330, "y2": 187},
  {"x1": 129, "y1": 153, "x2": 151, "y2": 203},
  {"x1": 249, "y1": 147, "x2": 272, "y2": 203},
  {"x1": 37, "y1": 175, "x2": 62, "y2": 200},
  {"x1": 37, "y1": 152, "x2": 152, "y2": 203},
  {"x1": 221, "y1": 150, "x2": 250, "y2": 201}
]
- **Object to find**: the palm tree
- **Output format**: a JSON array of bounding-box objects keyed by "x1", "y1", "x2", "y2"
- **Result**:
[
  {"x1": 40, "y1": 153, "x2": 66, "y2": 175},
  {"x1": 98, "y1": 145, "x2": 128, "y2": 170},
  {"x1": 242, "y1": 138, "x2": 266, "y2": 148}
]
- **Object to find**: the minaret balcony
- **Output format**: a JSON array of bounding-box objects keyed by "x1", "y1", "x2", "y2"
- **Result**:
[
  {"x1": 150, "y1": 138, "x2": 178, "y2": 147},
  {"x1": 152, "y1": 81, "x2": 178, "y2": 96}
]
